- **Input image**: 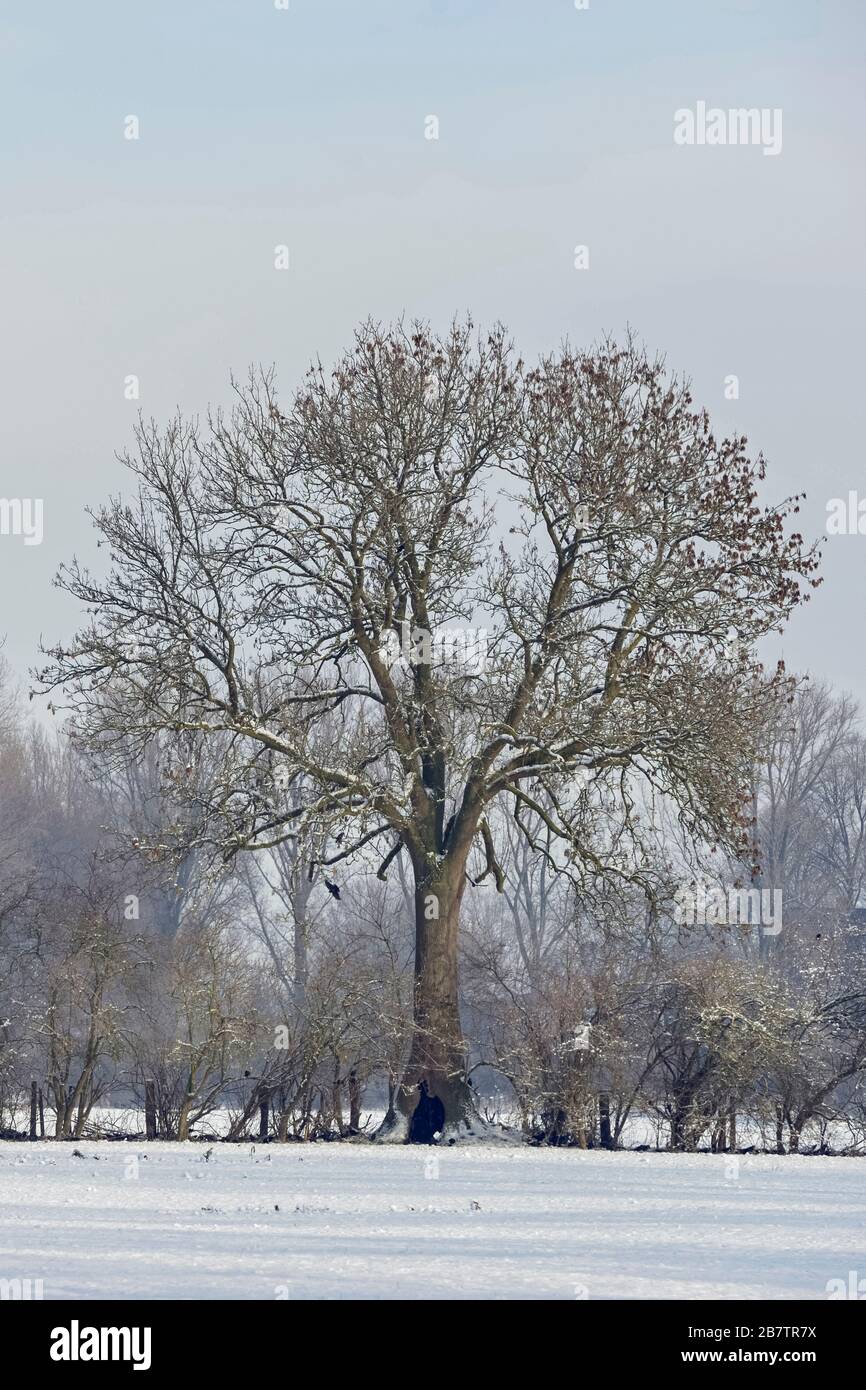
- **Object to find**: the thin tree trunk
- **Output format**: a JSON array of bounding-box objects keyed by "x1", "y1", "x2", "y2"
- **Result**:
[
  {"x1": 258, "y1": 1086, "x2": 270, "y2": 1141},
  {"x1": 177, "y1": 1095, "x2": 193, "y2": 1142},
  {"x1": 52, "y1": 1083, "x2": 65, "y2": 1138},
  {"x1": 145, "y1": 1080, "x2": 157, "y2": 1140},
  {"x1": 293, "y1": 909, "x2": 309, "y2": 1011},
  {"x1": 331, "y1": 1060, "x2": 343, "y2": 1137},
  {"x1": 348, "y1": 1069, "x2": 362, "y2": 1133},
  {"x1": 228, "y1": 1089, "x2": 259, "y2": 1140},
  {"x1": 59, "y1": 1083, "x2": 75, "y2": 1139},
  {"x1": 599, "y1": 1092, "x2": 613, "y2": 1149}
]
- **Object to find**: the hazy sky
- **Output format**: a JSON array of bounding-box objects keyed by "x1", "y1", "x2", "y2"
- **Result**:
[{"x1": 1, "y1": 0, "x2": 864, "y2": 702}]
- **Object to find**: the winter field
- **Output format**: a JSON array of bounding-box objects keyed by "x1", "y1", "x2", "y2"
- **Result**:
[{"x1": 1, "y1": 1139, "x2": 864, "y2": 1301}]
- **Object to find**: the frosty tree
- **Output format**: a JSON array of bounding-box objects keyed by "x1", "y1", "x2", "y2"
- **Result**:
[{"x1": 39, "y1": 318, "x2": 819, "y2": 1141}]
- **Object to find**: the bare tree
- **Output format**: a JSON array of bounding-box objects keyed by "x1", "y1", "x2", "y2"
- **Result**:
[
  {"x1": 755, "y1": 679, "x2": 858, "y2": 917},
  {"x1": 38, "y1": 319, "x2": 818, "y2": 1140}
]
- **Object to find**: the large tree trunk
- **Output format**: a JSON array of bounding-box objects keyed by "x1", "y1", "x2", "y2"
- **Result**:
[{"x1": 375, "y1": 850, "x2": 486, "y2": 1143}]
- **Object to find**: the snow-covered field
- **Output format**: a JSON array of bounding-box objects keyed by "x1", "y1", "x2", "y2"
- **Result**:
[{"x1": 1, "y1": 1140, "x2": 864, "y2": 1300}]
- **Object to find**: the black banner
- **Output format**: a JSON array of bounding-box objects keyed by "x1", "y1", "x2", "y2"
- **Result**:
[{"x1": 2, "y1": 1299, "x2": 859, "y2": 1377}]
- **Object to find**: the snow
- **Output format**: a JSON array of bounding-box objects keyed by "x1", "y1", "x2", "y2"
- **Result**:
[{"x1": 1, "y1": 1140, "x2": 864, "y2": 1300}]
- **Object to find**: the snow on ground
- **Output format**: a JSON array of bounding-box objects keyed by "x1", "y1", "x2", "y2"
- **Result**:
[{"x1": 1, "y1": 1140, "x2": 864, "y2": 1300}]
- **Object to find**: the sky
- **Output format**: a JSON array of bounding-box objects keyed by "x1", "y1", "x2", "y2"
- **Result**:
[{"x1": 1, "y1": 0, "x2": 864, "y2": 703}]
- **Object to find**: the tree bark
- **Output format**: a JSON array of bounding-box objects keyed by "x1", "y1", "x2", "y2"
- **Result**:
[
  {"x1": 177, "y1": 1089, "x2": 193, "y2": 1141},
  {"x1": 348, "y1": 1069, "x2": 362, "y2": 1134},
  {"x1": 599, "y1": 1092, "x2": 613, "y2": 1149},
  {"x1": 292, "y1": 883, "x2": 310, "y2": 1011},
  {"x1": 376, "y1": 850, "x2": 483, "y2": 1142},
  {"x1": 145, "y1": 1080, "x2": 157, "y2": 1140},
  {"x1": 258, "y1": 1087, "x2": 270, "y2": 1140},
  {"x1": 331, "y1": 1059, "x2": 343, "y2": 1137}
]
